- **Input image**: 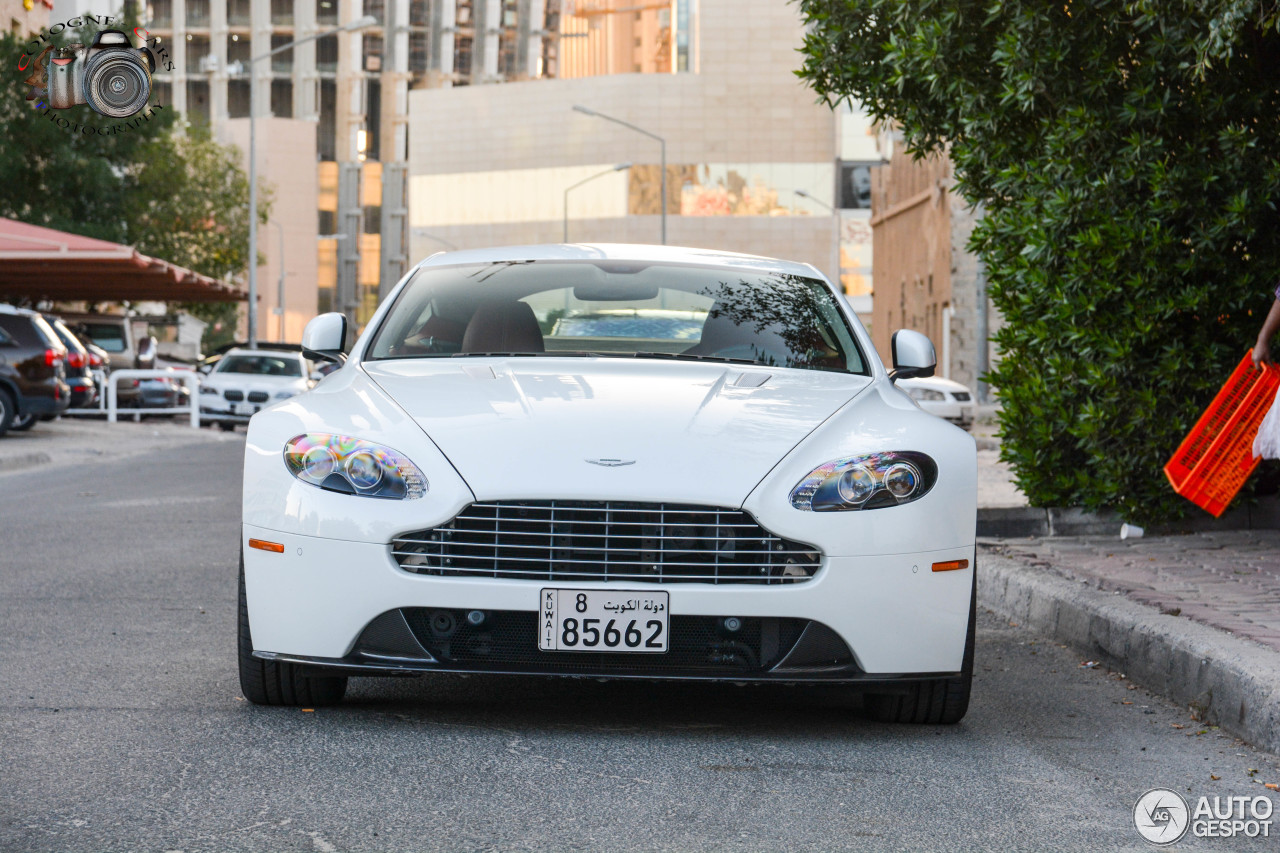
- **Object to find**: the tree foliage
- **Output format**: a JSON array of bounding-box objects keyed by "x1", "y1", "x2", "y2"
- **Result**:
[
  {"x1": 0, "y1": 29, "x2": 264, "y2": 349},
  {"x1": 797, "y1": 0, "x2": 1280, "y2": 522}
]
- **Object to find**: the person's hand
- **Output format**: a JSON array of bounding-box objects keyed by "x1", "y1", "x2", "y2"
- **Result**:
[{"x1": 1253, "y1": 339, "x2": 1272, "y2": 367}]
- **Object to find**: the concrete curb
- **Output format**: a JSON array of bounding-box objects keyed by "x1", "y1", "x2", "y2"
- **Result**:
[
  {"x1": 976, "y1": 507, "x2": 1122, "y2": 538},
  {"x1": 976, "y1": 501, "x2": 1280, "y2": 538},
  {"x1": 978, "y1": 549, "x2": 1280, "y2": 754},
  {"x1": 0, "y1": 451, "x2": 52, "y2": 472}
]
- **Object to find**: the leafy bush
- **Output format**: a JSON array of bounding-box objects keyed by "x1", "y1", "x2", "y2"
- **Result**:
[{"x1": 796, "y1": 0, "x2": 1280, "y2": 522}]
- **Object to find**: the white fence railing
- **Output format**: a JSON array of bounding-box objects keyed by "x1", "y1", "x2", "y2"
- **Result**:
[{"x1": 60, "y1": 369, "x2": 202, "y2": 428}]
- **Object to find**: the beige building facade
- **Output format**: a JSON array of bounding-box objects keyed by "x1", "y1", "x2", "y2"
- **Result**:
[
  {"x1": 870, "y1": 139, "x2": 998, "y2": 396},
  {"x1": 219, "y1": 117, "x2": 321, "y2": 342},
  {"x1": 5, "y1": 0, "x2": 52, "y2": 35},
  {"x1": 407, "y1": 0, "x2": 879, "y2": 320}
]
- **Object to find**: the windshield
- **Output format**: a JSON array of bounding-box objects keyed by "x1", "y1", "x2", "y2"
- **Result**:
[
  {"x1": 48, "y1": 319, "x2": 86, "y2": 354},
  {"x1": 80, "y1": 322, "x2": 126, "y2": 353},
  {"x1": 217, "y1": 354, "x2": 303, "y2": 377},
  {"x1": 366, "y1": 261, "x2": 867, "y2": 375}
]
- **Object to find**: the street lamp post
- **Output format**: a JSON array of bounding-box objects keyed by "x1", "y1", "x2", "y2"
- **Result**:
[
  {"x1": 572, "y1": 105, "x2": 666, "y2": 245},
  {"x1": 795, "y1": 189, "x2": 842, "y2": 292},
  {"x1": 563, "y1": 163, "x2": 632, "y2": 243},
  {"x1": 247, "y1": 15, "x2": 376, "y2": 349},
  {"x1": 269, "y1": 220, "x2": 285, "y2": 341}
]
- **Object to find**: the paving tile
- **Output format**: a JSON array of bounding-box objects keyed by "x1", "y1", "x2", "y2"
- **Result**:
[{"x1": 985, "y1": 530, "x2": 1280, "y2": 655}]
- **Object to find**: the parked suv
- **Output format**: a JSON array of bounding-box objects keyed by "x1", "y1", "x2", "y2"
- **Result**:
[
  {"x1": 59, "y1": 313, "x2": 156, "y2": 372},
  {"x1": 8, "y1": 315, "x2": 99, "y2": 432},
  {"x1": 61, "y1": 313, "x2": 152, "y2": 409},
  {"x1": 0, "y1": 305, "x2": 70, "y2": 435}
]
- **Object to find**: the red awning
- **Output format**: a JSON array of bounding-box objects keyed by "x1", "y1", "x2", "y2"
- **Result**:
[{"x1": 0, "y1": 217, "x2": 245, "y2": 303}]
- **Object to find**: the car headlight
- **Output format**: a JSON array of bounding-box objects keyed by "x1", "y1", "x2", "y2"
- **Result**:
[
  {"x1": 274, "y1": 390, "x2": 297, "y2": 400},
  {"x1": 789, "y1": 451, "x2": 937, "y2": 511},
  {"x1": 200, "y1": 385, "x2": 217, "y2": 395},
  {"x1": 283, "y1": 433, "x2": 428, "y2": 500},
  {"x1": 906, "y1": 387, "x2": 945, "y2": 402}
]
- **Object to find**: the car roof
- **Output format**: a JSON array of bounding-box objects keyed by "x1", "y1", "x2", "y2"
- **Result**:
[
  {"x1": 415, "y1": 243, "x2": 824, "y2": 280},
  {"x1": 0, "y1": 304, "x2": 39, "y2": 317}
]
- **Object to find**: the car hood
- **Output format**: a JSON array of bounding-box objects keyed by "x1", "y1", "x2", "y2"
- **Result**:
[{"x1": 362, "y1": 358, "x2": 873, "y2": 506}]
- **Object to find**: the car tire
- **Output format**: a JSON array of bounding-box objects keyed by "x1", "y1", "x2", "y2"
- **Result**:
[
  {"x1": 238, "y1": 553, "x2": 347, "y2": 707},
  {"x1": 10, "y1": 412, "x2": 35, "y2": 432},
  {"x1": 219, "y1": 422, "x2": 236, "y2": 432},
  {"x1": 864, "y1": 557, "x2": 975, "y2": 725},
  {"x1": 0, "y1": 389, "x2": 14, "y2": 436}
]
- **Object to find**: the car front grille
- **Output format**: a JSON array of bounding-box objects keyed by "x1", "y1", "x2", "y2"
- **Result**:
[
  {"x1": 224, "y1": 389, "x2": 244, "y2": 402},
  {"x1": 247, "y1": 391, "x2": 269, "y2": 403},
  {"x1": 392, "y1": 501, "x2": 822, "y2": 584}
]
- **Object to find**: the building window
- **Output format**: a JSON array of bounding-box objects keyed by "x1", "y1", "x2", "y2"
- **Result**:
[
  {"x1": 228, "y1": 0, "x2": 251, "y2": 27},
  {"x1": 185, "y1": 79, "x2": 210, "y2": 126},
  {"x1": 317, "y1": 0, "x2": 337, "y2": 27},
  {"x1": 270, "y1": 0, "x2": 292, "y2": 25},
  {"x1": 271, "y1": 79, "x2": 293, "y2": 117},
  {"x1": 185, "y1": 35, "x2": 209, "y2": 74},
  {"x1": 227, "y1": 34, "x2": 250, "y2": 68},
  {"x1": 316, "y1": 36, "x2": 337, "y2": 73},
  {"x1": 227, "y1": 79, "x2": 250, "y2": 118},
  {"x1": 186, "y1": 0, "x2": 209, "y2": 27},
  {"x1": 149, "y1": 0, "x2": 172, "y2": 28},
  {"x1": 270, "y1": 34, "x2": 293, "y2": 73},
  {"x1": 318, "y1": 78, "x2": 336, "y2": 160}
]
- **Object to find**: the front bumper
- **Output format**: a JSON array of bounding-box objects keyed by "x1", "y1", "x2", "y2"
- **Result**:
[
  {"x1": 200, "y1": 404, "x2": 252, "y2": 423},
  {"x1": 243, "y1": 524, "x2": 974, "y2": 678}
]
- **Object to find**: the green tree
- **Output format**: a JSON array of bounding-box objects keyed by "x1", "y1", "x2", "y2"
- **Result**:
[
  {"x1": 796, "y1": 0, "x2": 1280, "y2": 522},
  {"x1": 0, "y1": 29, "x2": 266, "y2": 350}
]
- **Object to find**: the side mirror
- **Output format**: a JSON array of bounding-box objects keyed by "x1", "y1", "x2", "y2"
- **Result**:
[
  {"x1": 302, "y1": 313, "x2": 348, "y2": 365},
  {"x1": 888, "y1": 329, "x2": 936, "y2": 382}
]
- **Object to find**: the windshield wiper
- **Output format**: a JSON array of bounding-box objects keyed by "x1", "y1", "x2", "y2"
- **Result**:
[
  {"x1": 447, "y1": 352, "x2": 562, "y2": 358},
  {"x1": 624, "y1": 351, "x2": 764, "y2": 366},
  {"x1": 443, "y1": 351, "x2": 764, "y2": 365}
]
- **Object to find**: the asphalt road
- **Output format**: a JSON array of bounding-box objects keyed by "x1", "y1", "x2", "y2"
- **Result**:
[{"x1": 2, "y1": 437, "x2": 1277, "y2": 852}]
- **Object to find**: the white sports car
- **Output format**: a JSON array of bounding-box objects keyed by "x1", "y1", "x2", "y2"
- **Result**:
[{"x1": 239, "y1": 244, "x2": 977, "y2": 723}]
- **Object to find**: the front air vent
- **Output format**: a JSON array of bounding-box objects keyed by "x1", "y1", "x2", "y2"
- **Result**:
[{"x1": 392, "y1": 501, "x2": 822, "y2": 584}]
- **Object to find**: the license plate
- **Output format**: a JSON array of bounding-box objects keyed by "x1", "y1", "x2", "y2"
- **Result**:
[
  {"x1": 539, "y1": 589, "x2": 669, "y2": 653},
  {"x1": 233, "y1": 402, "x2": 256, "y2": 416}
]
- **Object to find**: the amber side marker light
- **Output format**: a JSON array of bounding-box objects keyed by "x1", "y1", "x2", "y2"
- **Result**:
[
  {"x1": 249, "y1": 538, "x2": 285, "y2": 554},
  {"x1": 932, "y1": 559, "x2": 969, "y2": 572}
]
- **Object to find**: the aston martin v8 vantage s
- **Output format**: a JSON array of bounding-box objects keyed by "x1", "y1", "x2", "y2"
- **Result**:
[{"x1": 239, "y1": 244, "x2": 977, "y2": 723}]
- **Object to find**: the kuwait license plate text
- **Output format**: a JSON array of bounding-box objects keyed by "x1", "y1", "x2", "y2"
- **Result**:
[{"x1": 539, "y1": 589, "x2": 669, "y2": 653}]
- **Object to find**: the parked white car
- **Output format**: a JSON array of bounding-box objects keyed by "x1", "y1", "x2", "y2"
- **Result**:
[
  {"x1": 238, "y1": 244, "x2": 977, "y2": 723},
  {"x1": 199, "y1": 348, "x2": 314, "y2": 431},
  {"x1": 898, "y1": 375, "x2": 976, "y2": 429}
]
